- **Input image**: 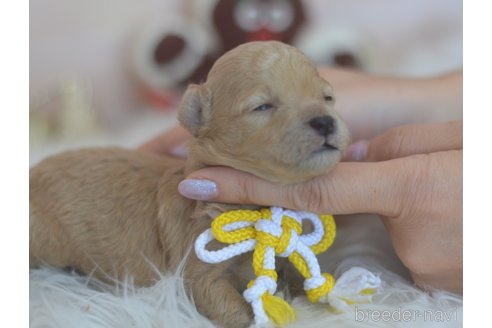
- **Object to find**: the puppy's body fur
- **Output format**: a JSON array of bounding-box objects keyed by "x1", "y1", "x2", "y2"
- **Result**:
[
  {"x1": 30, "y1": 148, "x2": 191, "y2": 284},
  {"x1": 30, "y1": 148, "x2": 254, "y2": 325},
  {"x1": 30, "y1": 41, "x2": 350, "y2": 328}
]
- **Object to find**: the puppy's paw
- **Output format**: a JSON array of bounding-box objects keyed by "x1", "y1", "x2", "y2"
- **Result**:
[{"x1": 218, "y1": 304, "x2": 253, "y2": 328}]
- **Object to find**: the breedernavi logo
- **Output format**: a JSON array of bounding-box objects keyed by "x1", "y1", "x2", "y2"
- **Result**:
[{"x1": 355, "y1": 307, "x2": 457, "y2": 323}]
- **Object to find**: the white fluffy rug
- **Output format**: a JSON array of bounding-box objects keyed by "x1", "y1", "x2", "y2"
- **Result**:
[{"x1": 29, "y1": 215, "x2": 462, "y2": 328}]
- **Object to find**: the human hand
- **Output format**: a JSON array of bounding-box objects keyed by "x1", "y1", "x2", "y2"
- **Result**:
[
  {"x1": 138, "y1": 125, "x2": 191, "y2": 156},
  {"x1": 177, "y1": 121, "x2": 463, "y2": 293},
  {"x1": 319, "y1": 69, "x2": 463, "y2": 140}
]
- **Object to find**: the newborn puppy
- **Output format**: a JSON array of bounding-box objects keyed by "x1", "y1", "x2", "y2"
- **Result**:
[{"x1": 30, "y1": 41, "x2": 350, "y2": 328}]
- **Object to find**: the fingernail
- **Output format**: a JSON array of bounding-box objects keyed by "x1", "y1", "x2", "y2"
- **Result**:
[
  {"x1": 178, "y1": 179, "x2": 218, "y2": 200},
  {"x1": 344, "y1": 140, "x2": 369, "y2": 161},
  {"x1": 169, "y1": 143, "x2": 188, "y2": 158}
]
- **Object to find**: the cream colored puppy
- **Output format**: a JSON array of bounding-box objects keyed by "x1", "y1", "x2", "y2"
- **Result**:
[{"x1": 30, "y1": 41, "x2": 350, "y2": 328}]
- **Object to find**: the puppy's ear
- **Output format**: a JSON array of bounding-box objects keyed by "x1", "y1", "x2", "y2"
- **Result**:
[{"x1": 178, "y1": 84, "x2": 212, "y2": 137}]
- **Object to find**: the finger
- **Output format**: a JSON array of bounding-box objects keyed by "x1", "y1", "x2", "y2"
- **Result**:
[
  {"x1": 138, "y1": 125, "x2": 191, "y2": 156},
  {"x1": 179, "y1": 161, "x2": 405, "y2": 217},
  {"x1": 344, "y1": 120, "x2": 462, "y2": 162}
]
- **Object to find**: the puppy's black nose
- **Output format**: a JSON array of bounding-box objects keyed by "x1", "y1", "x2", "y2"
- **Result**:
[{"x1": 309, "y1": 115, "x2": 336, "y2": 136}]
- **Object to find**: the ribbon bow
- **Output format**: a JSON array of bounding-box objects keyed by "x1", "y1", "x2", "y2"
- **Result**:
[{"x1": 195, "y1": 207, "x2": 381, "y2": 326}]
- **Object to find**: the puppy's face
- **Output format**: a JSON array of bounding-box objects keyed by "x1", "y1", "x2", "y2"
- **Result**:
[{"x1": 179, "y1": 41, "x2": 350, "y2": 183}]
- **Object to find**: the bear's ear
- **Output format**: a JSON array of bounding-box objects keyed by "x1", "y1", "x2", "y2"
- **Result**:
[{"x1": 178, "y1": 84, "x2": 212, "y2": 137}]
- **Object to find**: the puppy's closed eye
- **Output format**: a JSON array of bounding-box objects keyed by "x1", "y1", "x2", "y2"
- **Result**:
[
  {"x1": 253, "y1": 103, "x2": 274, "y2": 112},
  {"x1": 324, "y1": 95, "x2": 333, "y2": 102}
]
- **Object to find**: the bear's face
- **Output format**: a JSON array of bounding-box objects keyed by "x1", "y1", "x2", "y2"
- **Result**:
[{"x1": 213, "y1": 0, "x2": 306, "y2": 50}]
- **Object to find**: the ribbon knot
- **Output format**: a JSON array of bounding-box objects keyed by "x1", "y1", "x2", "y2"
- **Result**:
[
  {"x1": 254, "y1": 215, "x2": 301, "y2": 257},
  {"x1": 194, "y1": 207, "x2": 381, "y2": 326}
]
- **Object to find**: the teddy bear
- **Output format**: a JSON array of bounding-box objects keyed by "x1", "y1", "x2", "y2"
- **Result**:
[{"x1": 132, "y1": 0, "x2": 307, "y2": 109}]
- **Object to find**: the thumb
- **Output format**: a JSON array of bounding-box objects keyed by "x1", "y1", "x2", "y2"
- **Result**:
[{"x1": 178, "y1": 161, "x2": 405, "y2": 216}]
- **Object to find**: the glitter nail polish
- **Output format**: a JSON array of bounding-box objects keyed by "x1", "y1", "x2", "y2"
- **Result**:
[{"x1": 178, "y1": 179, "x2": 218, "y2": 200}]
